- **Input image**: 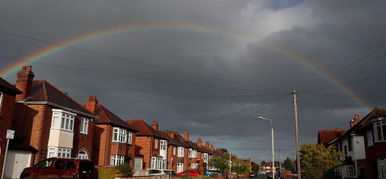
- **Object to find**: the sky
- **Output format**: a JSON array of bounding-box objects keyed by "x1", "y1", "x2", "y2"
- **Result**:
[{"x1": 1, "y1": 0, "x2": 386, "y2": 162}]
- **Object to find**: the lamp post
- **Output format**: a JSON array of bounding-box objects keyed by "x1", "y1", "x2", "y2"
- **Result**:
[{"x1": 257, "y1": 116, "x2": 275, "y2": 179}]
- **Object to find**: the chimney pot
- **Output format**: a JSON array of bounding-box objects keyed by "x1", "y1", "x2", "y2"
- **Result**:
[{"x1": 15, "y1": 66, "x2": 35, "y2": 101}]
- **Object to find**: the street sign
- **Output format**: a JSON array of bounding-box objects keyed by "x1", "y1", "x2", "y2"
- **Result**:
[{"x1": 6, "y1": 129, "x2": 15, "y2": 139}]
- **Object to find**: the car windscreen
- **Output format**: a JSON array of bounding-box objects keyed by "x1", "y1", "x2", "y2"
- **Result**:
[
  {"x1": 149, "y1": 170, "x2": 161, "y2": 174},
  {"x1": 35, "y1": 160, "x2": 52, "y2": 169}
]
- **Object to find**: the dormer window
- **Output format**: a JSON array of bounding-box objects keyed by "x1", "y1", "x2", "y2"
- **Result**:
[{"x1": 374, "y1": 120, "x2": 386, "y2": 142}]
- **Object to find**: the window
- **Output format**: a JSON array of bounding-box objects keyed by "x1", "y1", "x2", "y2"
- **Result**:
[
  {"x1": 203, "y1": 153, "x2": 209, "y2": 163},
  {"x1": 178, "y1": 147, "x2": 184, "y2": 157},
  {"x1": 48, "y1": 147, "x2": 71, "y2": 158},
  {"x1": 112, "y1": 127, "x2": 128, "y2": 143},
  {"x1": 51, "y1": 109, "x2": 76, "y2": 132},
  {"x1": 36, "y1": 160, "x2": 53, "y2": 169},
  {"x1": 154, "y1": 139, "x2": 158, "y2": 149},
  {"x1": 110, "y1": 155, "x2": 125, "y2": 166},
  {"x1": 367, "y1": 130, "x2": 374, "y2": 147},
  {"x1": 346, "y1": 165, "x2": 355, "y2": 177},
  {"x1": 78, "y1": 150, "x2": 88, "y2": 159},
  {"x1": 191, "y1": 163, "x2": 198, "y2": 169},
  {"x1": 160, "y1": 140, "x2": 167, "y2": 150},
  {"x1": 177, "y1": 163, "x2": 184, "y2": 173},
  {"x1": 348, "y1": 137, "x2": 353, "y2": 151},
  {"x1": 135, "y1": 158, "x2": 143, "y2": 170},
  {"x1": 377, "y1": 158, "x2": 386, "y2": 179},
  {"x1": 173, "y1": 147, "x2": 176, "y2": 155},
  {"x1": 374, "y1": 120, "x2": 386, "y2": 142},
  {"x1": 80, "y1": 118, "x2": 89, "y2": 134},
  {"x1": 151, "y1": 157, "x2": 157, "y2": 169},
  {"x1": 189, "y1": 149, "x2": 197, "y2": 158},
  {"x1": 127, "y1": 132, "x2": 133, "y2": 144}
]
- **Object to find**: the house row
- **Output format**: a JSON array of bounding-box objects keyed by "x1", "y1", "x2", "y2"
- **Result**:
[
  {"x1": 317, "y1": 107, "x2": 386, "y2": 179},
  {"x1": 0, "y1": 66, "x2": 218, "y2": 178}
]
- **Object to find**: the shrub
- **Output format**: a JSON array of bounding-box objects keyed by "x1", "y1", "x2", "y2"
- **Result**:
[
  {"x1": 98, "y1": 167, "x2": 120, "y2": 179},
  {"x1": 115, "y1": 163, "x2": 134, "y2": 177}
]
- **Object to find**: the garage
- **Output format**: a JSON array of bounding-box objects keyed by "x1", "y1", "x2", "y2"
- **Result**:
[{"x1": 4, "y1": 150, "x2": 32, "y2": 179}]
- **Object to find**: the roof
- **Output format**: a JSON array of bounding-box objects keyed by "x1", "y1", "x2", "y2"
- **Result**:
[
  {"x1": 0, "y1": 77, "x2": 21, "y2": 94},
  {"x1": 94, "y1": 104, "x2": 137, "y2": 131},
  {"x1": 317, "y1": 128, "x2": 346, "y2": 145},
  {"x1": 165, "y1": 131, "x2": 189, "y2": 147},
  {"x1": 126, "y1": 119, "x2": 168, "y2": 140},
  {"x1": 20, "y1": 80, "x2": 94, "y2": 118},
  {"x1": 329, "y1": 107, "x2": 386, "y2": 145}
]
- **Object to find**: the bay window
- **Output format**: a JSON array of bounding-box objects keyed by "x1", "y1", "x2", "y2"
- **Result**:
[
  {"x1": 112, "y1": 127, "x2": 128, "y2": 143},
  {"x1": 48, "y1": 147, "x2": 71, "y2": 158},
  {"x1": 374, "y1": 120, "x2": 386, "y2": 142},
  {"x1": 51, "y1": 109, "x2": 76, "y2": 132},
  {"x1": 377, "y1": 158, "x2": 386, "y2": 179}
]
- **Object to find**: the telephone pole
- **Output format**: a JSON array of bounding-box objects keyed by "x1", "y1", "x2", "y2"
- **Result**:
[{"x1": 292, "y1": 90, "x2": 301, "y2": 179}]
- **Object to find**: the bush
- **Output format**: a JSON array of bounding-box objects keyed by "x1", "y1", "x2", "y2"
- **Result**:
[
  {"x1": 98, "y1": 167, "x2": 120, "y2": 179},
  {"x1": 115, "y1": 163, "x2": 134, "y2": 177}
]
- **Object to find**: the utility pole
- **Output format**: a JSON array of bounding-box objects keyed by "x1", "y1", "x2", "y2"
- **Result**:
[{"x1": 292, "y1": 90, "x2": 301, "y2": 179}]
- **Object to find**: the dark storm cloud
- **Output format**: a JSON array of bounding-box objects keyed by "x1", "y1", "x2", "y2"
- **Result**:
[{"x1": 1, "y1": 0, "x2": 386, "y2": 162}]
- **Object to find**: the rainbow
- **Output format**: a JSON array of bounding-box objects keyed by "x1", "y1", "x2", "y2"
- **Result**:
[{"x1": 0, "y1": 22, "x2": 372, "y2": 109}]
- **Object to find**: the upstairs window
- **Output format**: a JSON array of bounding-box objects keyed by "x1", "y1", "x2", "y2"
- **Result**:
[
  {"x1": 51, "y1": 109, "x2": 76, "y2": 132},
  {"x1": 367, "y1": 130, "x2": 374, "y2": 147},
  {"x1": 178, "y1": 147, "x2": 184, "y2": 157},
  {"x1": 154, "y1": 139, "x2": 158, "y2": 149},
  {"x1": 0, "y1": 92, "x2": 3, "y2": 111},
  {"x1": 160, "y1": 140, "x2": 167, "y2": 150},
  {"x1": 173, "y1": 147, "x2": 176, "y2": 155},
  {"x1": 112, "y1": 127, "x2": 127, "y2": 143},
  {"x1": 80, "y1": 118, "x2": 89, "y2": 134},
  {"x1": 374, "y1": 120, "x2": 386, "y2": 142},
  {"x1": 127, "y1": 132, "x2": 133, "y2": 144}
]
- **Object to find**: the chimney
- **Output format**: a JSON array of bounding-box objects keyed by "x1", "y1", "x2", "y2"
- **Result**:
[
  {"x1": 349, "y1": 114, "x2": 361, "y2": 127},
  {"x1": 205, "y1": 141, "x2": 210, "y2": 148},
  {"x1": 85, "y1": 96, "x2": 98, "y2": 114},
  {"x1": 197, "y1": 138, "x2": 202, "y2": 147},
  {"x1": 210, "y1": 144, "x2": 214, "y2": 151},
  {"x1": 183, "y1": 131, "x2": 189, "y2": 141},
  {"x1": 15, "y1": 66, "x2": 35, "y2": 101},
  {"x1": 151, "y1": 121, "x2": 159, "y2": 131}
]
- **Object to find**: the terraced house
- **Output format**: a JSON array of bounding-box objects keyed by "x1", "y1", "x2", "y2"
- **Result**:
[
  {"x1": 84, "y1": 96, "x2": 138, "y2": 167},
  {"x1": 5, "y1": 66, "x2": 96, "y2": 178}
]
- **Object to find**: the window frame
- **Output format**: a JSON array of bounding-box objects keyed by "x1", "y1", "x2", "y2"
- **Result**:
[
  {"x1": 178, "y1": 147, "x2": 184, "y2": 157},
  {"x1": 367, "y1": 129, "x2": 374, "y2": 147},
  {"x1": 48, "y1": 147, "x2": 72, "y2": 159},
  {"x1": 154, "y1": 139, "x2": 158, "y2": 149},
  {"x1": 374, "y1": 120, "x2": 386, "y2": 143},
  {"x1": 51, "y1": 109, "x2": 76, "y2": 132},
  {"x1": 80, "y1": 118, "x2": 89, "y2": 134},
  {"x1": 127, "y1": 132, "x2": 133, "y2": 144},
  {"x1": 0, "y1": 92, "x2": 3, "y2": 113},
  {"x1": 112, "y1": 127, "x2": 119, "y2": 142}
]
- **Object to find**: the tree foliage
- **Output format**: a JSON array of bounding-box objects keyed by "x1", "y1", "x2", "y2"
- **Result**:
[
  {"x1": 300, "y1": 144, "x2": 342, "y2": 179},
  {"x1": 232, "y1": 159, "x2": 251, "y2": 175},
  {"x1": 210, "y1": 155, "x2": 229, "y2": 173},
  {"x1": 283, "y1": 157, "x2": 295, "y2": 173},
  {"x1": 251, "y1": 162, "x2": 260, "y2": 174}
]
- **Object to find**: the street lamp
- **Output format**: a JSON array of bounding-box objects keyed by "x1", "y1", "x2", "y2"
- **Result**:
[{"x1": 256, "y1": 115, "x2": 275, "y2": 179}]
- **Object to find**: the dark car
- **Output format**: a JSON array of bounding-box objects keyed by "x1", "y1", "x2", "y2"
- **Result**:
[{"x1": 20, "y1": 158, "x2": 97, "y2": 179}]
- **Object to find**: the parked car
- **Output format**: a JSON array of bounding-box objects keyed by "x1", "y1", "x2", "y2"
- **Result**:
[
  {"x1": 147, "y1": 169, "x2": 165, "y2": 176},
  {"x1": 249, "y1": 173, "x2": 257, "y2": 178},
  {"x1": 20, "y1": 158, "x2": 97, "y2": 179},
  {"x1": 177, "y1": 170, "x2": 199, "y2": 176},
  {"x1": 205, "y1": 169, "x2": 222, "y2": 176},
  {"x1": 162, "y1": 169, "x2": 175, "y2": 176}
]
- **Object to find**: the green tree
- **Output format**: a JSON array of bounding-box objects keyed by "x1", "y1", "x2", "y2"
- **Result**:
[
  {"x1": 251, "y1": 162, "x2": 260, "y2": 174},
  {"x1": 300, "y1": 144, "x2": 342, "y2": 179},
  {"x1": 283, "y1": 157, "x2": 295, "y2": 172},
  {"x1": 210, "y1": 155, "x2": 229, "y2": 173}
]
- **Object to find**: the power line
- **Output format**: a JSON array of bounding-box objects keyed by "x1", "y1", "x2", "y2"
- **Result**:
[
  {"x1": 299, "y1": 44, "x2": 386, "y2": 92},
  {"x1": 0, "y1": 55, "x2": 286, "y2": 93},
  {"x1": 302, "y1": 93, "x2": 386, "y2": 100},
  {"x1": 0, "y1": 29, "x2": 285, "y2": 92}
]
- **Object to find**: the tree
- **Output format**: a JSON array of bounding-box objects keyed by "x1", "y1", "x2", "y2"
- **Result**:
[
  {"x1": 210, "y1": 155, "x2": 229, "y2": 173},
  {"x1": 283, "y1": 157, "x2": 295, "y2": 173},
  {"x1": 300, "y1": 143, "x2": 343, "y2": 179},
  {"x1": 251, "y1": 162, "x2": 260, "y2": 174}
]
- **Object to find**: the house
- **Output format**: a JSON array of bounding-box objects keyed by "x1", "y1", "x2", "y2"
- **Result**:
[
  {"x1": 317, "y1": 128, "x2": 346, "y2": 146},
  {"x1": 5, "y1": 66, "x2": 96, "y2": 178},
  {"x1": 329, "y1": 114, "x2": 366, "y2": 178},
  {"x1": 0, "y1": 77, "x2": 21, "y2": 178},
  {"x1": 347, "y1": 107, "x2": 386, "y2": 179},
  {"x1": 84, "y1": 96, "x2": 138, "y2": 167},
  {"x1": 126, "y1": 119, "x2": 169, "y2": 170},
  {"x1": 166, "y1": 131, "x2": 190, "y2": 173}
]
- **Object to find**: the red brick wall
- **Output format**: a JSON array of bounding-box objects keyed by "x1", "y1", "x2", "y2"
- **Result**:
[
  {"x1": 167, "y1": 145, "x2": 178, "y2": 171},
  {"x1": 184, "y1": 148, "x2": 190, "y2": 170},
  {"x1": 363, "y1": 130, "x2": 386, "y2": 179},
  {"x1": 0, "y1": 93, "x2": 16, "y2": 176},
  {"x1": 128, "y1": 132, "x2": 136, "y2": 168},
  {"x1": 73, "y1": 114, "x2": 95, "y2": 161},
  {"x1": 135, "y1": 136, "x2": 152, "y2": 169}
]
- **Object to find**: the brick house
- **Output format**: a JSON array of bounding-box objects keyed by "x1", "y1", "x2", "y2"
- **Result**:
[
  {"x1": 0, "y1": 77, "x2": 21, "y2": 177},
  {"x1": 84, "y1": 96, "x2": 137, "y2": 167},
  {"x1": 329, "y1": 114, "x2": 366, "y2": 178},
  {"x1": 348, "y1": 107, "x2": 386, "y2": 179},
  {"x1": 126, "y1": 119, "x2": 169, "y2": 170},
  {"x1": 5, "y1": 66, "x2": 96, "y2": 178},
  {"x1": 165, "y1": 131, "x2": 190, "y2": 173}
]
